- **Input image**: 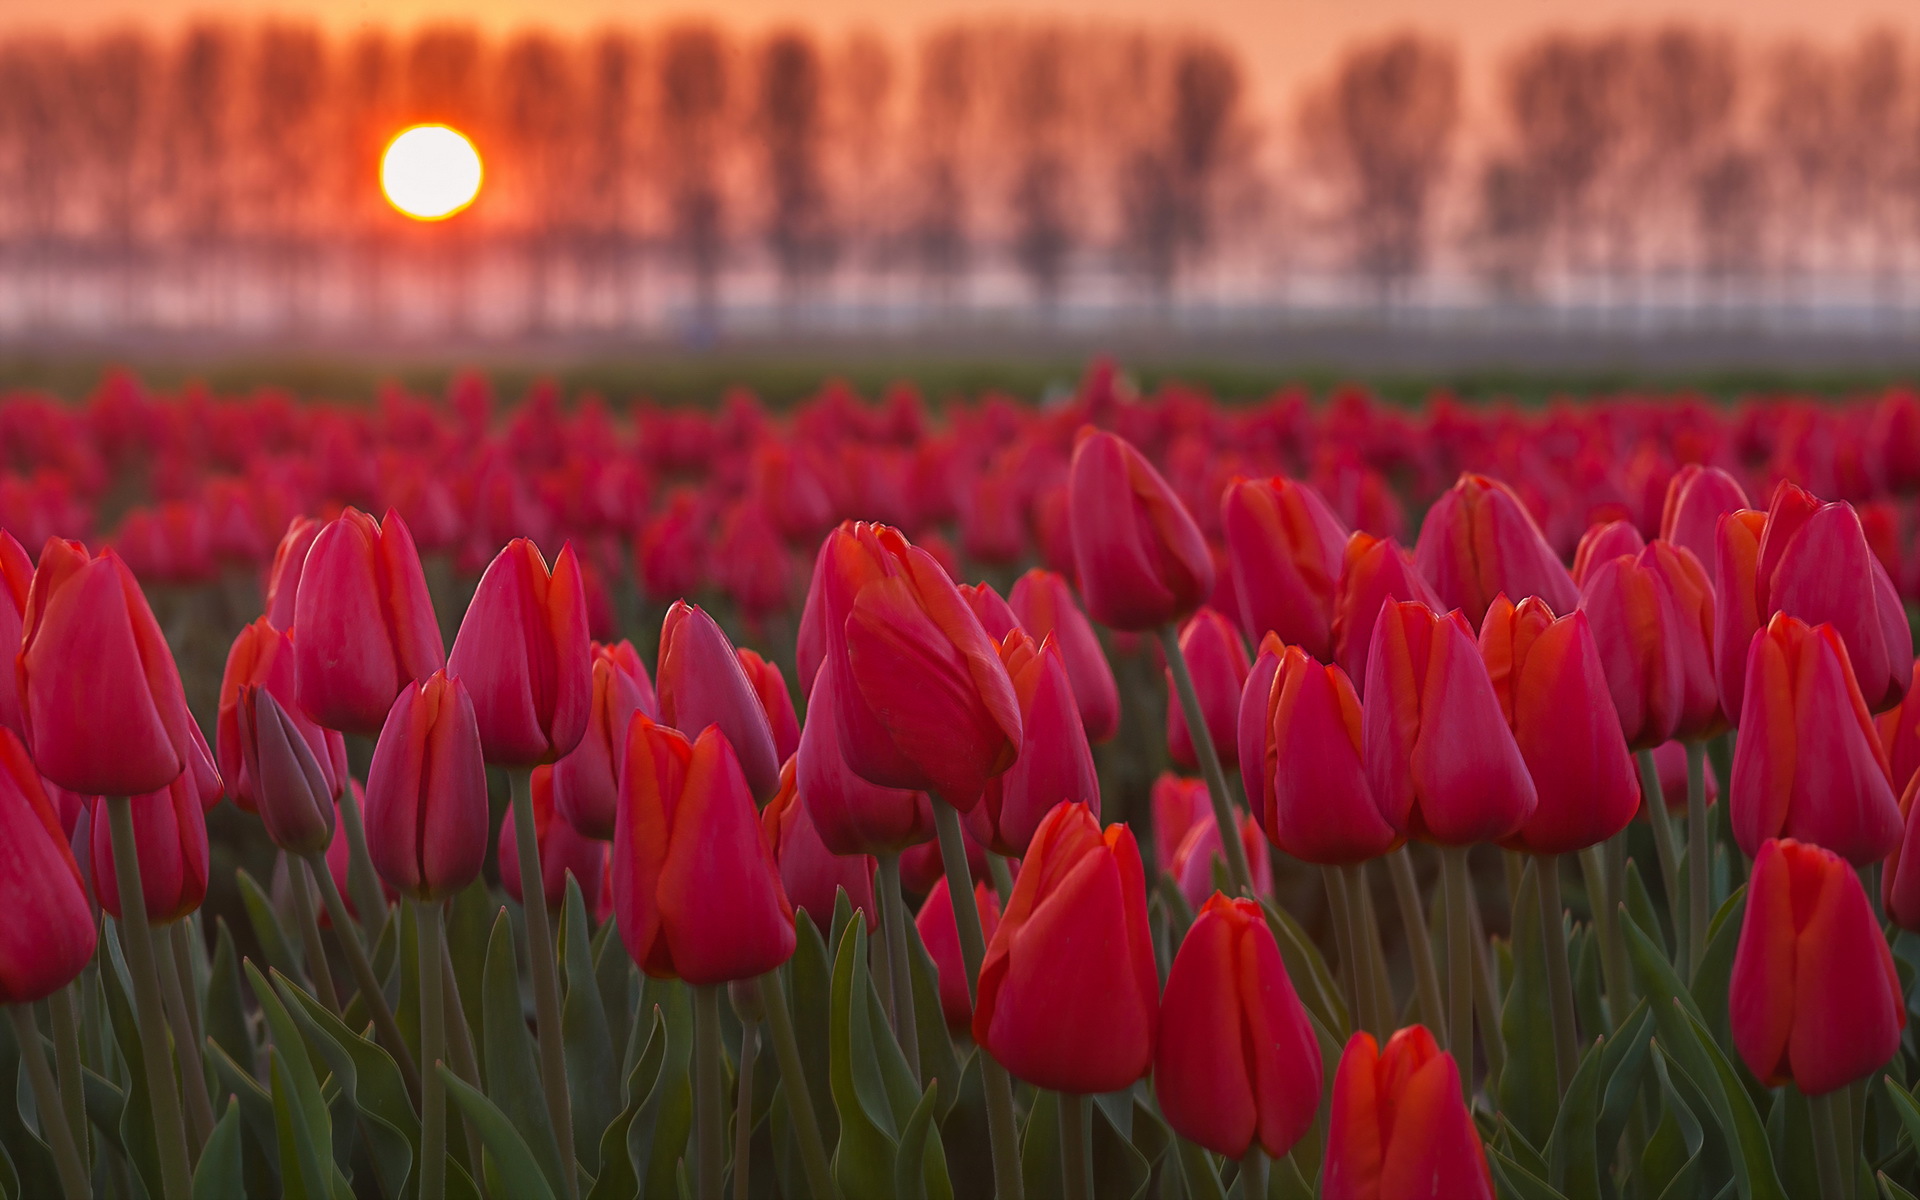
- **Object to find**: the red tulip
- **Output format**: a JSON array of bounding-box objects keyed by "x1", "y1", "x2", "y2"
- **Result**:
[
  {"x1": 1878, "y1": 658, "x2": 1920, "y2": 799},
  {"x1": 1363, "y1": 601, "x2": 1537, "y2": 845},
  {"x1": 0, "y1": 529, "x2": 31, "y2": 737},
  {"x1": 1168, "y1": 809, "x2": 1271, "y2": 911},
  {"x1": 552, "y1": 641, "x2": 655, "y2": 841},
  {"x1": 1323, "y1": 1026, "x2": 1494, "y2": 1200},
  {"x1": 1479, "y1": 595, "x2": 1638, "y2": 854},
  {"x1": 1330, "y1": 532, "x2": 1441, "y2": 692},
  {"x1": 1067, "y1": 429, "x2": 1215, "y2": 632},
  {"x1": 1569, "y1": 519, "x2": 1645, "y2": 586},
  {"x1": 1220, "y1": 476, "x2": 1349, "y2": 658},
  {"x1": 1243, "y1": 639, "x2": 1397, "y2": 865},
  {"x1": 362, "y1": 672, "x2": 490, "y2": 902},
  {"x1": 1729, "y1": 615, "x2": 1902, "y2": 866},
  {"x1": 737, "y1": 648, "x2": 801, "y2": 765},
  {"x1": 1713, "y1": 508, "x2": 1769, "y2": 724},
  {"x1": 1731, "y1": 838, "x2": 1903, "y2": 1095},
  {"x1": 973, "y1": 801, "x2": 1159, "y2": 1093},
  {"x1": 797, "y1": 661, "x2": 936, "y2": 855},
  {"x1": 1578, "y1": 542, "x2": 1720, "y2": 748},
  {"x1": 263, "y1": 515, "x2": 320, "y2": 631},
  {"x1": 1660, "y1": 464, "x2": 1749, "y2": 579},
  {"x1": 1165, "y1": 607, "x2": 1250, "y2": 770},
  {"x1": 293, "y1": 508, "x2": 445, "y2": 736},
  {"x1": 499, "y1": 765, "x2": 606, "y2": 913},
  {"x1": 958, "y1": 582, "x2": 1019, "y2": 640},
  {"x1": 968, "y1": 632, "x2": 1100, "y2": 857},
  {"x1": 811, "y1": 521, "x2": 1021, "y2": 808},
  {"x1": 1150, "y1": 772, "x2": 1214, "y2": 873},
  {"x1": 235, "y1": 688, "x2": 339, "y2": 856},
  {"x1": 1008, "y1": 568, "x2": 1119, "y2": 743},
  {"x1": 652, "y1": 602, "x2": 781, "y2": 803},
  {"x1": 20, "y1": 539, "x2": 198, "y2": 796},
  {"x1": 764, "y1": 758, "x2": 877, "y2": 931},
  {"x1": 0, "y1": 729, "x2": 96, "y2": 1002},
  {"x1": 1641, "y1": 739, "x2": 1719, "y2": 813},
  {"x1": 89, "y1": 769, "x2": 210, "y2": 925},
  {"x1": 218, "y1": 619, "x2": 346, "y2": 815},
  {"x1": 1155, "y1": 894, "x2": 1321, "y2": 1158},
  {"x1": 448, "y1": 538, "x2": 592, "y2": 766},
  {"x1": 1413, "y1": 473, "x2": 1578, "y2": 630},
  {"x1": 916, "y1": 876, "x2": 1002, "y2": 1031},
  {"x1": 612, "y1": 715, "x2": 796, "y2": 984}
]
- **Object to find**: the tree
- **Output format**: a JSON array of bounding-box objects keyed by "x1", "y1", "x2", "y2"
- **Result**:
[
  {"x1": 1501, "y1": 33, "x2": 1627, "y2": 288},
  {"x1": 1120, "y1": 37, "x2": 1246, "y2": 300},
  {"x1": 756, "y1": 30, "x2": 834, "y2": 304},
  {"x1": 70, "y1": 32, "x2": 152, "y2": 317},
  {"x1": 908, "y1": 27, "x2": 977, "y2": 301},
  {"x1": 658, "y1": 23, "x2": 733, "y2": 330},
  {"x1": 500, "y1": 31, "x2": 578, "y2": 330},
  {"x1": 248, "y1": 23, "x2": 328, "y2": 319}
]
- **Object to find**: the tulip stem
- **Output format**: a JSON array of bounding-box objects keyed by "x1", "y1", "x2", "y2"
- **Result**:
[
  {"x1": 1535, "y1": 856, "x2": 1579, "y2": 1095},
  {"x1": 154, "y1": 924, "x2": 217, "y2": 1150},
  {"x1": 417, "y1": 899, "x2": 447, "y2": 1200},
  {"x1": 1440, "y1": 845, "x2": 1476, "y2": 1098},
  {"x1": 935, "y1": 798, "x2": 1026, "y2": 1200},
  {"x1": 756, "y1": 971, "x2": 837, "y2": 1199},
  {"x1": 732, "y1": 1018, "x2": 757, "y2": 1200},
  {"x1": 169, "y1": 924, "x2": 205, "y2": 1051},
  {"x1": 1685, "y1": 742, "x2": 1710, "y2": 979},
  {"x1": 1321, "y1": 866, "x2": 1364, "y2": 1034},
  {"x1": 1237, "y1": 1147, "x2": 1267, "y2": 1200},
  {"x1": 1577, "y1": 846, "x2": 1627, "y2": 1030},
  {"x1": 336, "y1": 772, "x2": 392, "y2": 942},
  {"x1": 1352, "y1": 863, "x2": 1395, "y2": 1035},
  {"x1": 1464, "y1": 882, "x2": 1506, "y2": 1086},
  {"x1": 1059, "y1": 1092, "x2": 1092, "y2": 1200},
  {"x1": 1811, "y1": 1088, "x2": 1848, "y2": 1200},
  {"x1": 988, "y1": 853, "x2": 1016, "y2": 901},
  {"x1": 104, "y1": 794, "x2": 195, "y2": 1200},
  {"x1": 508, "y1": 766, "x2": 578, "y2": 1199},
  {"x1": 306, "y1": 851, "x2": 423, "y2": 1104},
  {"x1": 1388, "y1": 848, "x2": 1446, "y2": 1034},
  {"x1": 1635, "y1": 750, "x2": 1684, "y2": 965},
  {"x1": 1158, "y1": 624, "x2": 1254, "y2": 897},
  {"x1": 10, "y1": 1004, "x2": 90, "y2": 1200},
  {"x1": 877, "y1": 855, "x2": 921, "y2": 1082},
  {"x1": 693, "y1": 983, "x2": 725, "y2": 1200},
  {"x1": 438, "y1": 940, "x2": 487, "y2": 1170},
  {"x1": 49, "y1": 984, "x2": 89, "y2": 1169},
  {"x1": 287, "y1": 856, "x2": 341, "y2": 1014}
]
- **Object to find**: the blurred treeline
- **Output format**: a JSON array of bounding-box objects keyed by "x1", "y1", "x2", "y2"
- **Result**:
[{"x1": 0, "y1": 19, "x2": 1914, "y2": 334}]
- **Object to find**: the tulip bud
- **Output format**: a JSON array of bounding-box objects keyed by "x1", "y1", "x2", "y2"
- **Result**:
[
  {"x1": 362, "y1": 672, "x2": 490, "y2": 902},
  {"x1": 551, "y1": 641, "x2": 654, "y2": 841},
  {"x1": 0, "y1": 530, "x2": 32, "y2": 738},
  {"x1": 1220, "y1": 476, "x2": 1349, "y2": 659},
  {"x1": 612, "y1": 715, "x2": 796, "y2": 984},
  {"x1": 1363, "y1": 601, "x2": 1537, "y2": 845},
  {"x1": 1067, "y1": 429, "x2": 1215, "y2": 632},
  {"x1": 797, "y1": 661, "x2": 937, "y2": 855},
  {"x1": 499, "y1": 765, "x2": 606, "y2": 913},
  {"x1": 1659, "y1": 465, "x2": 1749, "y2": 578},
  {"x1": 1413, "y1": 473, "x2": 1578, "y2": 630},
  {"x1": 1323, "y1": 1026, "x2": 1494, "y2": 1200},
  {"x1": 1713, "y1": 508, "x2": 1769, "y2": 724},
  {"x1": 973, "y1": 801, "x2": 1159, "y2": 1093},
  {"x1": 1729, "y1": 615, "x2": 1902, "y2": 866},
  {"x1": 647, "y1": 602, "x2": 782, "y2": 803},
  {"x1": 1008, "y1": 568, "x2": 1119, "y2": 743},
  {"x1": 90, "y1": 769, "x2": 210, "y2": 925},
  {"x1": 916, "y1": 876, "x2": 1002, "y2": 1031},
  {"x1": 1150, "y1": 773, "x2": 1215, "y2": 873},
  {"x1": 448, "y1": 538, "x2": 592, "y2": 765},
  {"x1": 764, "y1": 758, "x2": 877, "y2": 932},
  {"x1": 218, "y1": 618, "x2": 345, "y2": 815},
  {"x1": 1478, "y1": 596, "x2": 1639, "y2": 854},
  {"x1": 1330, "y1": 532, "x2": 1440, "y2": 692},
  {"x1": 1732, "y1": 838, "x2": 1904, "y2": 1095},
  {"x1": 1155, "y1": 894, "x2": 1321, "y2": 1159},
  {"x1": 737, "y1": 648, "x2": 801, "y2": 764},
  {"x1": 1168, "y1": 810, "x2": 1271, "y2": 911},
  {"x1": 0, "y1": 729, "x2": 96, "y2": 1002},
  {"x1": 293, "y1": 508, "x2": 445, "y2": 735},
  {"x1": 1243, "y1": 640, "x2": 1397, "y2": 865},
  {"x1": 1165, "y1": 608, "x2": 1250, "y2": 770},
  {"x1": 812, "y1": 521, "x2": 1021, "y2": 808},
  {"x1": 969, "y1": 632, "x2": 1101, "y2": 857},
  {"x1": 263, "y1": 515, "x2": 320, "y2": 630},
  {"x1": 1570, "y1": 519, "x2": 1645, "y2": 586},
  {"x1": 236, "y1": 688, "x2": 338, "y2": 856},
  {"x1": 959, "y1": 582, "x2": 1019, "y2": 640},
  {"x1": 1879, "y1": 658, "x2": 1920, "y2": 799},
  {"x1": 1578, "y1": 542, "x2": 1718, "y2": 748}
]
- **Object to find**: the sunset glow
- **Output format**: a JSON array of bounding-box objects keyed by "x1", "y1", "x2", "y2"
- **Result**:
[{"x1": 381, "y1": 125, "x2": 483, "y2": 221}]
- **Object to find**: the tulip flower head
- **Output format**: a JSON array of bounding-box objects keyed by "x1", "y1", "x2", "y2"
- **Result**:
[
  {"x1": 1578, "y1": 541, "x2": 1719, "y2": 748},
  {"x1": 1329, "y1": 531, "x2": 1441, "y2": 691},
  {"x1": 763, "y1": 756, "x2": 877, "y2": 932},
  {"x1": 551, "y1": 640, "x2": 655, "y2": 840},
  {"x1": 218, "y1": 618, "x2": 346, "y2": 817},
  {"x1": 447, "y1": 537, "x2": 592, "y2": 765},
  {"x1": 1168, "y1": 810, "x2": 1271, "y2": 910},
  {"x1": 0, "y1": 729, "x2": 97, "y2": 1003},
  {"x1": 1067, "y1": 429, "x2": 1215, "y2": 632},
  {"x1": 498, "y1": 764, "x2": 607, "y2": 912},
  {"x1": 1165, "y1": 607, "x2": 1251, "y2": 770},
  {"x1": 1155, "y1": 894, "x2": 1321, "y2": 1159},
  {"x1": 1220, "y1": 475, "x2": 1349, "y2": 658},
  {"x1": 1731, "y1": 838, "x2": 1904, "y2": 1096},
  {"x1": 653, "y1": 601, "x2": 783, "y2": 803},
  {"x1": 796, "y1": 660, "x2": 937, "y2": 856},
  {"x1": 968, "y1": 631, "x2": 1100, "y2": 857},
  {"x1": 362, "y1": 671, "x2": 491, "y2": 902},
  {"x1": 89, "y1": 768, "x2": 211, "y2": 925},
  {"x1": 1323, "y1": 1025, "x2": 1494, "y2": 1200},
  {"x1": 236, "y1": 688, "x2": 339, "y2": 855},
  {"x1": 1659, "y1": 464, "x2": 1749, "y2": 578},
  {"x1": 0, "y1": 529, "x2": 31, "y2": 737},
  {"x1": 737, "y1": 647, "x2": 802, "y2": 764},
  {"x1": 1008, "y1": 568, "x2": 1120, "y2": 742},
  {"x1": 917, "y1": 876, "x2": 1002, "y2": 1031},
  {"x1": 1413, "y1": 473, "x2": 1578, "y2": 630},
  {"x1": 263, "y1": 515, "x2": 320, "y2": 630}
]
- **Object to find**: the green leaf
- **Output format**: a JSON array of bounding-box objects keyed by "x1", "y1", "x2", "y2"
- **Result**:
[
  {"x1": 1623, "y1": 860, "x2": 1668, "y2": 963},
  {"x1": 98, "y1": 927, "x2": 161, "y2": 1200},
  {"x1": 1089, "y1": 1091, "x2": 1152, "y2": 1200},
  {"x1": 828, "y1": 923, "x2": 903, "y2": 1200},
  {"x1": 1174, "y1": 1137, "x2": 1227, "y2": 1200},
  {"x1": 1487, "y1": 1145, "x2": 1572, "y2": 1200},
  {"x1": 1545, "y1": 1032, "x2": 1606, "y2": 1200},
  {"x1": 207, "y1": 1039, "x2": 282, "y2": 1195},
  {"x1": 192, "y1": 1097, "x2": 246, "y2": 1200},
  {"x1": 267, "y1": 1047, "x2": 341, "y2": 1200},
  {"x1": 1594, "y1": 1001, "x2": 1653, "y2": 1175},
  {"x1": 447, "y1": 882, "x2": 494, "y2": 1065},
  {"x1": 236, "y1": 869, "x2": 302, "y2": 982},
  {"x1": 629, "y1": 980, "x2": 694, "y2": 1197},
  {"x1": 206, "y1": 918, "x2": 253, "y2": 1067},
  {"x1": 1881, "y1": 1173, "x2": 1920, "y2": 1200},
  {"x1": 1644, "y1": 1040, "x2": 1706, "y2": 1200},
  {"x1": 275, "y1": 969, "x2": 419, "y2": 1199},
  {"x1": 1257, "y1": 898, "x2": 1347, "y2": 1037},
  {"x1": 903, "y1": 915, "x2": 961, "y2": 1120},
  {"x1": 79, "y1": 1066, "x2": 127, "y2": 1167},
  {"x1": 789, "y1": 915, "x2": 838, "y2": 1148},
  {"x1": 1499, "y1": 861, "x2": 1558, "y2": 1151},
  {"x1": 559, "y1": 877, "x2": 617, "y2": 1175},
  {"x1": 891, "y1": 1083, "x2": 947, "y2": 1200},
  {"x1": 584, "y1": 1007, "x2": 668, "y2": 1200},
  {"x1": 1886, "y1": 1076, "x2": 1920, "y2": 1157},
  {"x1": 479, "y1": 909, "x2": 567, "y2": 1194},
  {"x1": 1688, "y1": 886, "x2": 1747, "y2": 1062},
  {"x1": 1019, "y1": 1089, "x2": 1059, "y2": 1199},
  {"x1": 439, "y1": 1065, "x2": 560, "y2": 1200}
]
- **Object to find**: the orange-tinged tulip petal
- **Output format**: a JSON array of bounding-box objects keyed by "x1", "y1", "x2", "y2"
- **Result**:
[{"x1": 1067, "y1": 429, "x2": 1215, "y2": 632}]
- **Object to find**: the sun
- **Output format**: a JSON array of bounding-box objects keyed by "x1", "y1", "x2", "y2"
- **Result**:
[{"x1": 381, "y1": 125, "x2": 483, "y2": 221}]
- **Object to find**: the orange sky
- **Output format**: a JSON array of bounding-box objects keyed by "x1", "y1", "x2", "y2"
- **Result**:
[{"x1": 9, "y1": 0, "x2": 1918, "y2": 107}]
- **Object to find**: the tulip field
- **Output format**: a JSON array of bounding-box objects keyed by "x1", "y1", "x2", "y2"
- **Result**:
[{"x1": 10, "y1": 363, "x2": 1920, "y2": 1200}]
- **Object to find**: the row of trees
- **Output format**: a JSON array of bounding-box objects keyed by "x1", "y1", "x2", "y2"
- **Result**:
[{"x1": 0, "y1": 19, "x2": 1913, "y2": 333}]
